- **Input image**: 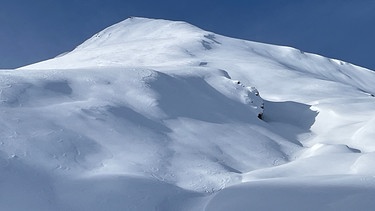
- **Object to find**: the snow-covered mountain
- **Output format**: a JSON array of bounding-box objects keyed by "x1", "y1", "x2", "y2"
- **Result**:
[{"x1": 2, "y1": 17, "x2": 375, "y2": 210}]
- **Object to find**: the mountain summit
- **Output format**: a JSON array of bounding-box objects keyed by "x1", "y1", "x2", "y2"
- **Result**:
[
  {"x1": 3, "y1": 17, "x2": 375, "y2": 210},
  {"x1": 22, "y1": 17, "x2": 216, "y2": 69}
]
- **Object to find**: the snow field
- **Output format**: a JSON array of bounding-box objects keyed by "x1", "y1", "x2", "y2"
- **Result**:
[{"x1": 0, "y1": 17, "x2": 374, "y2": 210}]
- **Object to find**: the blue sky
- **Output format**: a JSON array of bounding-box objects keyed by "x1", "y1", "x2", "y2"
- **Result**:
[{"x1": 1, "y1": 0, "x2": 374, "y2": 69}]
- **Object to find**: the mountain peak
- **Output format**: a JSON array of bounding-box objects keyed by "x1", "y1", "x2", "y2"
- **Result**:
[
  {"x1": 20, "y1": 17, "x2": 375, "y2": 98},
  {"x1": 21, "y1": 17, "x2": 215, "y2": 69},
  {"x1": 7, "y1": 17, "x2": 375, "y2": 210},
  {"x1": 74, "y1": 17, "x2": 204, "y2": 51}
]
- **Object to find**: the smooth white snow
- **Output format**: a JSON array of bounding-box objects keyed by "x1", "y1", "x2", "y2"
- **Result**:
[{"x1": 0, "y1": 17, "x2": 374, "y2": 210}]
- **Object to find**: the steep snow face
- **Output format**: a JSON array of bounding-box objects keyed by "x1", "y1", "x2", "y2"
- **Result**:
[{"x1": 4, "y1": 17, "x2": 375, "y2": 210}]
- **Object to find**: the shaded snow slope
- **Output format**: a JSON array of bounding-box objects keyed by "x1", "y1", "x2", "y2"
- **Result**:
[{"x1": 1, "y1": 17, "x2": 374, "y2": 210}]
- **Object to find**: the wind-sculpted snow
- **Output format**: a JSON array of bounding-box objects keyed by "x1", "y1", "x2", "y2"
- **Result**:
[
  {"x1": 2, "y1": 17, "x2": 375, "y2": 210},
  {"x1": 0, "y1": 66, "x2": 275, "y2": 209}
]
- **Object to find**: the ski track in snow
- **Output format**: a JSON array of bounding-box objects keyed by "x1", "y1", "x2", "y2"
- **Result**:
[{"x1": 0, "y1": 17, "x2": 374, "y2": 210}]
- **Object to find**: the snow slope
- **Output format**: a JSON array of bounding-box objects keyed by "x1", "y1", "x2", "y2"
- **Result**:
[{"x1": 0, "y1": 17, "x2": 374, "y2": 210}]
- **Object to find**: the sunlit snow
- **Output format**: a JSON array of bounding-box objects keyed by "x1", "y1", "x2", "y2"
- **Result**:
[{"x1": 1, "y1": 17, "x2": 375, "y2": 210}]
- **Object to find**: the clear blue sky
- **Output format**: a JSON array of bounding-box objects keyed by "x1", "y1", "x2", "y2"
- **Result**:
[{"x1": 1, "y1": 0, "x2": 374, "y2": 70}]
